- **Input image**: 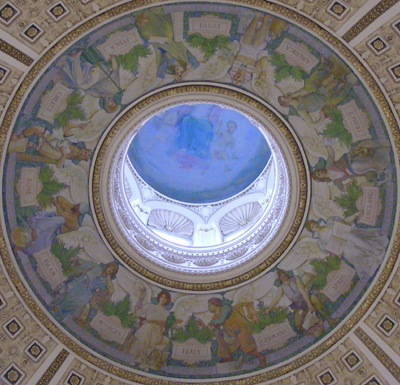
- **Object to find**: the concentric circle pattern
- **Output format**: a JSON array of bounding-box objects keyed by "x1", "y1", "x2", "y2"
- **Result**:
[{"x1": 0, "y1": 1, "x2": 399, "y2": 384}]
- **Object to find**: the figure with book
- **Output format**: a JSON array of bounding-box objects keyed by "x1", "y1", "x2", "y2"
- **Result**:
[
  {"x1": 266, "y1": 269, "x2": 338, "y2": 332},
  {"x1": 306, "y1": 217, "x2": 388, "y2": 278}
]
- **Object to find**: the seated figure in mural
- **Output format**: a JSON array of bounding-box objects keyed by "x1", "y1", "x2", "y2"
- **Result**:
[
  {"x1": 130, "y1": 291, "x2": 173, "y2": 372},
  {"x1": 11, "y1": 211, "x2": 66, "y2": 255},
  {"x1": 135, "y1": 8, "x2": 199, "y2": 82},
  {"x1": 230, "y1": 12, "x2": 286, "y2": 86},
  {"x1": 267, "y1": 269, "x2": 339, "y2": 333},
  {"x1": 278, "y1": 76, "x2": 356, "y2": 130},
  {"x1": 204, "y1": 297, "x2": 267, "y2": 368},
  {"x1": 52, "y1": 261, "x2": 119, "y2": 325},
  {"x1": 173, "y1": 104, "x2": 215, "y2": 167},
  {"x1": 210, "y1": 120, "x2": 238, "y2": 172},
  {"x1": 51, "y1": 196, "x2": 90, "y2": 233},
  {"x1": 306, "y1": 218, "x2": 388, "y2": 278},
  {"x1": 311, "y1": 140, "x2": 391, "y2": 191},
  {"x1": 56, "y1": 51, "x2": 124, "y2": 113},
  {"x1": 8, "y1": 125, "x2": 91, "y2": 168}
]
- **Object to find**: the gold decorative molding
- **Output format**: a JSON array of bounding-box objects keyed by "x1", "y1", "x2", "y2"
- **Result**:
[
  {"x1": 354, "y1": 328, "x2": 400, "y2": 381},
  {"x1": 0, "y1": 1, "x2": 398, "y2": 384},
  {"x1": 342, "y1": 0, "x2": 399, "y2": 42},
  {"x1": 0, "y1": 38, "x2": 33, "y2": 66},
  {"x1": 36, "y1": 349, "x2": 69, "y2": 385}
]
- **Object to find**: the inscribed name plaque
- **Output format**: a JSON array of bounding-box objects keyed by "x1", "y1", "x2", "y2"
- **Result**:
[
  {"x1": 33, "y1": 247, "x2": 66, "y2": 290},
  {"x1": 253, "y1": 319, "x2": 296, "y2": 351},
  {"x1": 276, "y1": 38, "x2": 318, "y2": 73},
  {"x1": 37, "y1": 83, "x2": 72, "y2": 123},
  {"x1": 356, "y1": 186, "x2": 382, "y2": 226},
  {"x1": 16, "y1": 167, "x2": 42, "y2": 207},
  {"x1": 90, "y1": 313, "x2": 131, "y2": 344},
  {"x1": 322, "y1": 262, "x2": 356, "y2": 302},
  {"x1": 188, "y1": 15, "x2": 232, "y2": 38},
  {"x1": 172, "y1": 338, "x2": 212, "y2": 364},
  {"x1": 338, "y1": 100, "x2": 371, "y2": 142},
  {"x1": 97, "y1": 29, "x2": 144, "y2": 60}
]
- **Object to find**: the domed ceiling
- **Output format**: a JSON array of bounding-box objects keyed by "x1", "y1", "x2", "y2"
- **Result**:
[{"x1": 1, "y1": 1, "x2": 400, "y2": 385}]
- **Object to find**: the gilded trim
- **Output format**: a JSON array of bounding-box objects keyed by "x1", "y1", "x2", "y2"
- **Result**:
[
  {"x1": 354, "y1": 328, "x2": 400, "y2": 381},
  {"x1": 0, "y1": 1, "x2": 399, "y2": 384},
  {"x1": 342, "y1": 0, "x2": 399, "y2": 42},
  {"x1": 0, "y1": 38, "x2": 33, "y2": 66},
  {"x1": 36, "y1": 349, "x2": 69, "y2": 385}
]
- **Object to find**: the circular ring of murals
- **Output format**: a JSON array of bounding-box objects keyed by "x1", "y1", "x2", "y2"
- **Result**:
[
  {"x1": 94, "y1": 85, "x2": 306, "y2": 285},
  {"x1": 0, "y1": 0, "x2": 399, "y2": 383}
]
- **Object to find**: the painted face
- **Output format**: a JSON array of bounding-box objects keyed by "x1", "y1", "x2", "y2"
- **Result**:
[
  {"x1": 105, "y1": 265, "x2": 115, "y2": 275},
  {"x1": 159, "y1": 293, "x2": 169, "y2": 306},
  {"x1": 227, "y1": 122, "x2": 236, "y2": 133},
  {"x1": 278, "y1": 271, "x2": 289, "y2": 282},
  {"x1": 232, "y1": 71, "x2": 244, "y2": 85},
  {"x1": 315, "y1": 169, "x2": 327, "y2": 179},
  {"x1": 280, "y1": 94, "x2": 293, "y2": 105},
  {"x1": 107, "y1": 99, "x2": 118, "y2": 112},
  {"x1": 208, "y1": 303, "x2": 217, "y2": 313},
  {"x1": 309, "y1": 222, "x2": 320, "y2": 232}
]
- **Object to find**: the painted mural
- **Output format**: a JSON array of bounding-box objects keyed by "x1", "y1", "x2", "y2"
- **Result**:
[
  {"x1": 2, "y1": 2, "x2": 396, "y2": 379},
  {"x1": 128, "y1": 103, "x2": 271, "y2": 203}
]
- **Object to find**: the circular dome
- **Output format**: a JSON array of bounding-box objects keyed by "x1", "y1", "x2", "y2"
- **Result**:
[
  {"x1": 128, "y1": 103, "x2": 271, "y2": 204},
  {"x1": 0, "y1": 1, "x2": 398, "y2": 384},
  {"x1": 95, "y1": 87, "x2": 305, "y2": 282}
]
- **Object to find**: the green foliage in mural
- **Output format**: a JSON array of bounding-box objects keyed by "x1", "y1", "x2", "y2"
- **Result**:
[
  {"x1": 54, "y1": 91, "x2": 86, "y2": 129},
  {"x1": 334, "y1": 180, "x2": 363, "y2": 217},
  {"x1": 173, "y1": 315, "x2": 214, "y2": 344},
  {"x1": 249, "y1": 303, "x2": 288, "y2": 334},
  {"x1": 37, "y1": 165, "x2": 67, "y2": 208},
  {"x1": 186, "y1": 33, "x2": 230, "y2": 60},
  {"x1": 322, "y1": 107, "x2": 352, "y2": 147},
  {"x1": 270, "y1": 53, "x2": 307, "y2": 81},
  {"x1": 310, "y1": 255, "x2": 341, "y2": 291},
  {"x1": 100, "y1": 295, "x2": 138, "y2": 329},
  {"x1": 115, "y1": 45, "x2": 151, "y2": 74},
  {"x1": 51, "y1": 238, "x2": 81, "y2": 277}
]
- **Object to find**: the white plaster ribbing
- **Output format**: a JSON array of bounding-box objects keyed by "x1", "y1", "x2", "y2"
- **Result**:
[
  {"x1": 0, "y1": 51, "x2": 29, "y2": 71},
  {"x1": 336, "y1": 0, "x2": 381, "y2": 37},
  {"x1": 47, "y1": 352, "x2": 75, "y2": 385},
  {"x1": 0, "y1": 28, "x2": 38, "y2": 60},
  {"x1": 351, "y1": 324, "x2": 400, "y2": 384},
  {"x1": 348, "y1": 1, "x2": 400, "y2": 46},
  {"x1": 27, "y1": 344, "x2": 64, "y2": 384}
]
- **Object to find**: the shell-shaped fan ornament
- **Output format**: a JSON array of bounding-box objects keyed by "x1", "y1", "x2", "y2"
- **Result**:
[
  {"x1": 219, "y1": 202, "x2": 262, "y2": 235},
  {"x1": 147, "y1": 209, "x2": 194, "y2": 238}
]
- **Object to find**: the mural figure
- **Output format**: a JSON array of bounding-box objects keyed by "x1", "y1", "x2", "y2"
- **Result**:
[
  {"x1": 51, "y1": 196, "x2": 89, "y2": 233},
  {"x1": 174, "y1": 104, "x2": 215, "y2": 163},
  {"x1": 130, "y1": 291, "x2": 173, "y2": 371},
  {"x1": 135, "y1": 8, "x2": 199, "y2": 81},
  {"x1": 205, "y1": 297, "x2": 266, "y2": 368},
  {"x1": 52, "y1": 261, "x2": 119, "y2": 324},
  {"x1": 311, "y1": 140, "x2": 391, "y2": 190},
  {"x1": 230, "y1": 12, "x2": 285, "y2": 85},
  {"x1": 266, "y1": 269, "x2": 338, "y2": 332},
  {"x1": 278, "y1": 79, "x2": 355, "y2": 130},
  {"x1": 57, "y1": 51, "x2": 125, "y2": 113},
  {"x1": 211, "y1": 120, "x2": 238, "y2": 172},
  {"x1": 9, "y1": 125, "x2": 91, "y2": 168},
  {"x1": 306, "y1": 218, "x2": 388, "y2": 277},
  {"x1": 11, "y1": 211, "x2": 66, "y2": 254}
]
